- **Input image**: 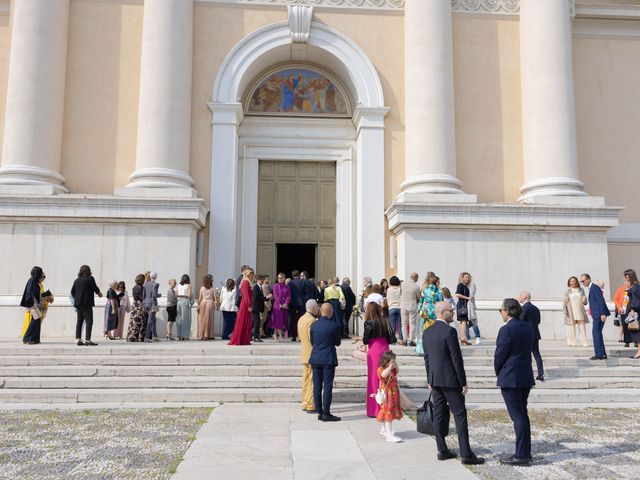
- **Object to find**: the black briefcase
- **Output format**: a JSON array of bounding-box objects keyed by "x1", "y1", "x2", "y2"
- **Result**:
[{"x1": 416, "y1": 392, "x2": 449, "y2": 436}]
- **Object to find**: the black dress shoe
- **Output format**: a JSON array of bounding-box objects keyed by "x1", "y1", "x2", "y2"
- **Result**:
[
  {"x1": 589, "y1": 355, "x2": 605, "y2": 360},
  {"x1": 461, "y1": 455, "x2": 485, "y2": 465},
  {"x1": 76, "y1": 340, "x2": 85, "y2": 346},
  {"x1": 85, "y1": 341, "x2": 98, "y2": 346},
  {"x1": 499, "y1": 455, "x2": 530, "y2": 466},
  {"x1": 321, "y1": 414, "x2": 341, "y2": 422},
  {"x1": 437, "y1": 450, "x2": 457, "y2": 461},
  {"x1": 318, "y1": 414, "x2": 323, "y2": 421},
  {"x1": 536, "y1": 375, "x2": 544, "y2": 382}
]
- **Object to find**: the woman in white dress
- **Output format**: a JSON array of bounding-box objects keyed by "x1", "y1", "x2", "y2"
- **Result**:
[{"x1": 562, "y1": 276, "x2": 589, "y2": 347}]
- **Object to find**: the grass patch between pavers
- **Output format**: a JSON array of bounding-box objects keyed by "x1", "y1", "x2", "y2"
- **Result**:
[{"x1": 0, "y1": 407, "x2": 213, "y2": 480}]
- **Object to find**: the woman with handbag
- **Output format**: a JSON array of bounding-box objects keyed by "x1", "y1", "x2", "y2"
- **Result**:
[
  {"x1": 363, "y1": 302, "x2": 395, "y2": 418},
  {"x1": 416, "y1": 272, "x2": 442, "y2": 354},
  {"x1": 623, "y1": 269, "x2": 640, "y2": 358},
  {"x1": 103, "y1": 280, "x2": 119, "y2": 340},
  {"x1": 176, "y1": 274, "x2": 193, "y2": 341},
  {"x1": 114, "y1": 281, "x2": 130, "y2": 340},
  {"x1": 455, "y1": 272, "x2": 473, "y2": 346},
  {"x1": 613, "y1": 278, "x2": 635, "y2": 347}
]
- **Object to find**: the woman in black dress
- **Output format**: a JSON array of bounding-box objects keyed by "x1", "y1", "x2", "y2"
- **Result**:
[
  {"x1": 455, "y1": 272, "x2": 473, "y2": 346},
  {"x1": 623, "y1": 269, "x2": 640, "y2": 358}
]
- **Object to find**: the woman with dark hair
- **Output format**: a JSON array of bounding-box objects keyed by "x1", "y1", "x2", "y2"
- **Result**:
[
  {"x1": 166, "y1": 278, "x2": 178, "y2": 341},
  {"x1": 455, "y1": 272, "x2": 473, "y2": 346},
  {"x1": 21, "y1": 266, "x2": 48, "y2": 345},
  {"x1": 127, "y1": 274, "x2": 147, "y2": 342},
  {"x1": 363, "y1": 302, "x2": 395, "y2": 418},
  {"x1": 220, "y1": 278, "x2": 237, "y2": 340},
  {"x1": 269, "y1": 272, "x2": 290, "y2": 342},
  {"x1": 562, "y1": 276, "x2": 589, "y2": 347},
  {"x1": 386, "y1": 276, "x2": 403, "y2": 344},
  {"x1": 197, "y1": 274, "x2": 216, "y2": 340},
  {"x1": 71, "y1": 265, "x2": 102, "y2": 346},
  {"x1": 379, "y1": 278, "x2": 389, "y2": 298},
  {"x1": 623, "y1": 269, "x2": 640, "y2": 358},
  {"x1": 176, "y1": 274, "x2": 193, "y2": 341},
  {"x1": 114, "y1": 281, "x2": 130, "y2": 340}
]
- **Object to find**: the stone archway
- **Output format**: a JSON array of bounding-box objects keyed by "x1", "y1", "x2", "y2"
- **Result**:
[{"x1": 208, "y1": 20, "x2": 389, "y2": 285}]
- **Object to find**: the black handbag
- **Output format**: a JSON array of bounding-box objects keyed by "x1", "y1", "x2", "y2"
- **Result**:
[
  {"x1": 416, "y1": 392, "x2": 448, "y2": 436},
  {"x1": 385, "y1": 319, "x2": 397, "y2": 345}
]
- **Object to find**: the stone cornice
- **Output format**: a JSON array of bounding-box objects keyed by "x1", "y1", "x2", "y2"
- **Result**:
[
  {"x1": 386, "y1": 202, "x2": 622, "y2": 234},
  {"x1": 0, "y1": 194, "x2": 209, "y2": 228}
]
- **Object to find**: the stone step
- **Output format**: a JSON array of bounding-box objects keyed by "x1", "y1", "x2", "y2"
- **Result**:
[
  {"x1": 4, "y1": 344, "x2": 634, "y2": 358},
  {"x1": 2, "y1": 375, "x2": 636, "y2": 390},
  {"x1": 0, "y1": 387, "x2": 634, "y2": 404},
  {"x1": 0, "y1": 364, "x2": 635, "y2": 378},
  {"x1": 1, "y1": 354, "x2": 638, "y2": 368}
]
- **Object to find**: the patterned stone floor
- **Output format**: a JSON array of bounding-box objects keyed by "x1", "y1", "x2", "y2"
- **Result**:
[
  {"x1": 457, "y1": 408, "x2": 640, "y2": 479},
  {"x1": 0, "y1": 408, "x2": 211, "y2": 480}
]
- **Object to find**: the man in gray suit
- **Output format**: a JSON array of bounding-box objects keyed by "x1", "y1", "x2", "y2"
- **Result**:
[
  {"x1": 144, "y1": 272, "x2": 161, "y2": 342},
  {"x1": 400, "y1": 272, "x2": 421, "y2": 346}
]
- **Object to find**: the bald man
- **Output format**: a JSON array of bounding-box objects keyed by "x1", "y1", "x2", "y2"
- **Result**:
[
  {"x1": 519, "y1": 291, "x2": 544, "y2": 381},
  {"x1": 309, "y1": 302, "x2": 342, "y2": 422}
]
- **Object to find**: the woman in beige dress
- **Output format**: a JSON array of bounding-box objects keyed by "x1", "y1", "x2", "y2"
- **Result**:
[
  {"x1": 563, "y1": 276, "x2": 589, "y2": 347},
  {"x1": 197, "y1": 274, "x2": 216, "y2": 340}
]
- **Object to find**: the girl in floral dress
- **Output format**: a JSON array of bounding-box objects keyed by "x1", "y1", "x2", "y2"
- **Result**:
[{"x1": 376, "y1": 350, "x2": 403, "y2": 443}]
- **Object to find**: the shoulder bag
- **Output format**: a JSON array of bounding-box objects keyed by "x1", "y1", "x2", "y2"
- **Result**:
[{"x1": 416, "y1": 392, "x2": 448, "y2": 436}]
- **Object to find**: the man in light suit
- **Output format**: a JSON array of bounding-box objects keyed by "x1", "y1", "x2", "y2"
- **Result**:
[
  {"x1": 495, "y1": 298, "x2": 535, "y2": 466},
  {"x1": 519, "y1": 291, "x2": 544, "y2": 381},
  {"x1": 298, "y1": 299, "x2": 319, "y2": 413},
  {"x1": 423, "y1": 301, "x2": 484, "y2": 465},
  {"x1": 580, "y1": 273, "x2": 610, "y2": 360},
  {"x1": 400, "y1": 273, "x2": 421, "y2": 346},
  {"x1": 309, "y1": 302, "x2": 341, "y2": 422}
]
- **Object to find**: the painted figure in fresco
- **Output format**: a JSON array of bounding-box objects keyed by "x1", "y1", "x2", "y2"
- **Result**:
[{"x1": 281, "y1": 74, "x2": 300, "y2": 112}]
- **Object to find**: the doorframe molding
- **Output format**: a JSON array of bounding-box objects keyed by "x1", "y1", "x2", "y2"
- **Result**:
[{"x1": 238, "y1": 116, "x2": 355, "y2": 279}]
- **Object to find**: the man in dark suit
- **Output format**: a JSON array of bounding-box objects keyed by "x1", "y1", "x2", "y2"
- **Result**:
[
  {"x1": 70, "y1": 265, "x2": 103, "y2": 346},
  {"x1": 288, "y1": 270, "x2": 305, "y2": 342},
  {"x1": 495, "y1": 298, "x2": 536, "y2": 466},
  {"x1": 301, "y1": 271, "x2": 316, "y2": 303},
  {"x1": 340, "y1": 277, "x2": 356, "y2": 339},
  {"x1": 519, "y1": 291, "x2": 544, "y2": 381},
  {"x1": 422, "y1": 301, "x2": 484, "y2": 465},
  {"x1": 309, "y1": 302, "x2": 341, "y2": 422},
  {"x1": 580, "y1": 273, "x2": 610, "y2": 360},
  {"x1": 251, "y1": 275, "x2": 266, "y2": 343}
]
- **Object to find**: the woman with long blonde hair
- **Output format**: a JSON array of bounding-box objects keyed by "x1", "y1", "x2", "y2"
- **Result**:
[
  {"x1": 228, "y1": 267, "x2": 255, "y2": 345},
  {"x1": 416, "y1": 272, "x2": 442, "y2": 354},
  {"x1": 455, "y1": 272, "x2": 473, "y2": 346}
]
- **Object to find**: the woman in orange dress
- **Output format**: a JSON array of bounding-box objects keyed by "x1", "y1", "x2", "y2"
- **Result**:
[
  {"x1": 376, "y1": 350, "x2": 403, "y2": 443},
  {"x1": 228, "y1": 268, "x2": 254, "y2": 346}
]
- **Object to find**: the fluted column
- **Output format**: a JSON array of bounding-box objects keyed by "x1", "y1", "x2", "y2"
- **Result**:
[
  {"x1": 518, "y1": 0, "x2": 586, "y2": 202},
  {"x1": 399, "y1": 0, "x2": 469, "y2": 198},
  {"x1": 122, "y1": 0, "x2": 195, "y2": 196},
  {"x1": 0, "y1": 0, "x2": 70, "y2": 194}
]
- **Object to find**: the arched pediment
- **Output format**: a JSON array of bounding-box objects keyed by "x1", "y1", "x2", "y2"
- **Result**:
[{"x1": 212, "y1": 21, "x2": 385, "y2": 110}]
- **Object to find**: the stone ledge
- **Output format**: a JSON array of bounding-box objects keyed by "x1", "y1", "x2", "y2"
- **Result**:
[
  {"x1": 386, "y1": 201, "x2": 622, "y2": 233},
  {"x1": 0, "y1": 194, "x2": 210, "y2": 228}
]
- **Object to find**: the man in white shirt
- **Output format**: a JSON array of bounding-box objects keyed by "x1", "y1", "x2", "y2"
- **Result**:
[{"x1": 400, "y1": 273, "x2": 421, "y2": 346}]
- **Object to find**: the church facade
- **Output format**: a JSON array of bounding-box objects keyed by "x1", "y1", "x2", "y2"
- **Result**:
[{"x1": 0, "y1": 0, "x2": 638, "y2": 339}]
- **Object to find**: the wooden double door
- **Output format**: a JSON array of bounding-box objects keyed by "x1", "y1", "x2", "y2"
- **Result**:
[{"x1": 256, "y1": 161, "x2": 336, "y2": 281}]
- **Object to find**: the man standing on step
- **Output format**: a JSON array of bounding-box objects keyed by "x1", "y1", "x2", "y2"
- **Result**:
[
  {"x1": 495, "y1": 298, "x2": 535, "y2": 466},
  {"x1": 423, "y1": 301, "x2": 484, "y2": 466},
  {"x1": 400, "y1": 273, "x2": 421, "y2": 346},
  {"x1": 309, "y1": 302, "x2": 341, "y2": 422},
  {"x1": 298, "y1": 299, "x2": 319, "y2": 413},
  {"x1": 288, "y1": 270, "x2": 304, "y2": 342},
  {"x1": 519, "y1": 291, "x2": 544, "y2": 381},
  {"x1": 251, "y1": 275, "x2": 266, "y2": 343},
  {"x1": 581, "y1": 273, "x2": 610, "y2": 360}
]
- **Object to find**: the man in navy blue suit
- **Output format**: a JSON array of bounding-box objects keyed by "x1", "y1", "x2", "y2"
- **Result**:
[
  {"x1": 519, "y1": 291, "x2": 544, "y2": 381},
  {"x1": 495, "y1": 298, "x2": 535, "y2": 466},
  {"x1": 580, "y1": 273, "x2": 610, "y2": 360},
  {"x1": 289, "y1": 270, "x2": 305, "y2": 342},
  {"x1": 309, "y1": 302, "x2": 342, "y2": 422}
]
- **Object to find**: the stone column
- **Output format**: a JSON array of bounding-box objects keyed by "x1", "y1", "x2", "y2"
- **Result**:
[
  {"x1": 399, "y1": 0, "x2": 471, "y2": 199},
  {"x1": 122, "y1": 0, "x2": 195, "y2": 196},
  {"x1": 518, "y1": 0, "x2": 586, "y2": 202},
  {"x1": 0, "y1": 0, "x2": 70, "y2": 194}
]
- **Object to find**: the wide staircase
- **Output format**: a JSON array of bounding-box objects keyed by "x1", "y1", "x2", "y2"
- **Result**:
[{"x1": 0, "y1": 339, "x2": 638, "y2": 405}]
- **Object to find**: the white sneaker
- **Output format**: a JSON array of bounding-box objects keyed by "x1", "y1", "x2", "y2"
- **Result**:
[
  {"x1": 380, "y1": 426, "x2": 395, "y2": 436},
  {"x1": 475, "y1": 337, "x2": 481, "y2": 345},
  {"x1": 385, "y1": 433, "x2": 402, "y2": 443}
]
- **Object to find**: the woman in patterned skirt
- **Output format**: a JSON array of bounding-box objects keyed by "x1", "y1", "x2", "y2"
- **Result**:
[{"x1": 126, "y1": 274, "x2": 147, "y2": 342}]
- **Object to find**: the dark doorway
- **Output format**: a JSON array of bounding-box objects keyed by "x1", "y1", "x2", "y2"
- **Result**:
[{"x1": 276, "y1": 244, "x2": 316, "y2": 278}]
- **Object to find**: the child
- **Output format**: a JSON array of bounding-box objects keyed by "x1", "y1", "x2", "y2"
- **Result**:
[
  {"x1": 441, "y1": 287, "x2": 457, "y2": 322},
  {"x1": 376, "y1": 350, "x2": 403, "y2": 442}
]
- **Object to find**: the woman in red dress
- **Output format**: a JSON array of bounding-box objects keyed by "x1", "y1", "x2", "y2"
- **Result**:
[{"x1": 228, "y1": 268, "x2": 254, "y2": 346}]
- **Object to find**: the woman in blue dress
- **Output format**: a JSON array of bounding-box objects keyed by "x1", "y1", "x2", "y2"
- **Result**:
[{"x1": 415, "y1": 272, "x2": 442, "y2": 354}]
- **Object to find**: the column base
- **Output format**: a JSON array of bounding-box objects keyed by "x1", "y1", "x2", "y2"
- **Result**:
[
  {"x1": 125, "y1": 167, "x2": 195, "y2": 189},
  {"x1": 394, "y1": 190, "x2": 477, "y2": 204},
  {"x1": 0, "y1": 165, "x2": 68, "y2": 194},
  {"x1": 400, "y1": 173, "x2": 469, "y2": 196},
  {"x1": 518, "y1": 176, "x2": 587, "y2": 203}
]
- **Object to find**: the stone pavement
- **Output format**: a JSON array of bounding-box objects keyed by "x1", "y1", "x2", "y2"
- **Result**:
[{"x1": 171, "y1": 403, "x2": 478, "y2": 480}]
